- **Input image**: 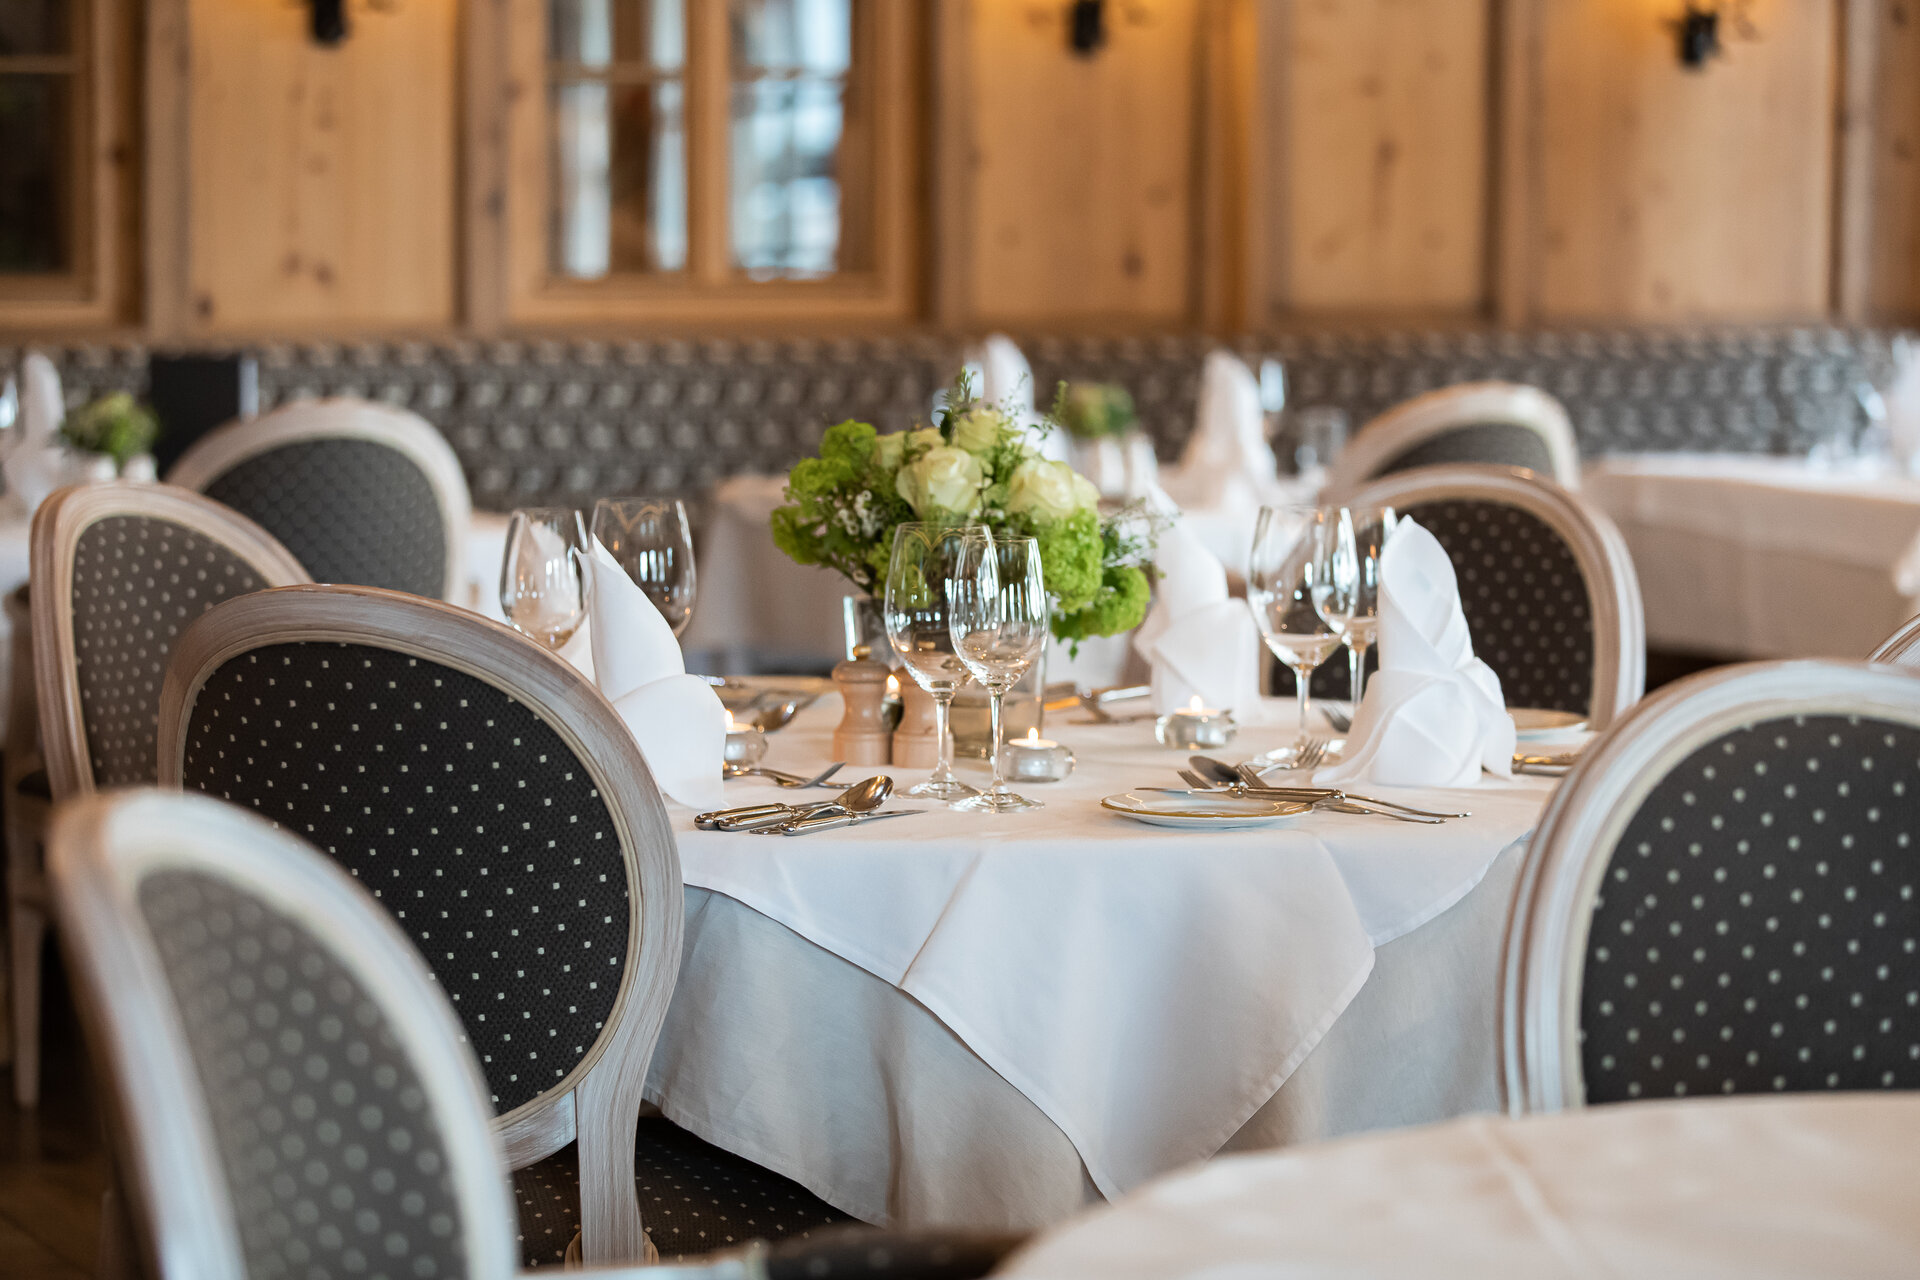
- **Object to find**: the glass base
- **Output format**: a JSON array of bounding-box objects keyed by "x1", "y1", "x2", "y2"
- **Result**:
[
  {"x1": 951, "y1": 787, "x2": 1043, "y2": 813},
  {"x1": 907, "y1": 776, "x2": 981, "y2": 800}
]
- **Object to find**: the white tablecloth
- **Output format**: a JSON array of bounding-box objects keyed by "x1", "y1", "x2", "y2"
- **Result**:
[
  {"x1": 647, "y1": 699, "x2": 1552, "y2": 1224},
  {"x1": 1583, "y1": 454, "x2": 1920, "y2": 659},
  {"x1": 1000, "y1": 1092, "x2": 1920, "y2": 1278}
]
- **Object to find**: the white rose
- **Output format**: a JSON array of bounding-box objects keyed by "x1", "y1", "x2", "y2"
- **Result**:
[
  {"x1": 896, "y1": 446, "x2": 986, "y2": 517},
  {"x1": 951, "y1": 406, "x2": 1008, "y2": 456},
  {"x1": 906, "y1": 427, "x2": 944, "y2": 455},
  {"x1": 1006, "y1": 458, "x2": 1095, "y2": 523},
  {"x1": 872, "y1": 431, "x2": 907, "y2": 473}
]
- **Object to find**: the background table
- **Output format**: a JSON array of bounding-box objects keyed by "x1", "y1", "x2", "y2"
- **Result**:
[
  {"x1": 640, "y1": 698, "x2": 1555, "y2": 1232},
  {"x1": 998, "y1": 1092, "x2": 1920, "y2": 1278},
  {"x1": 1583, "y1": 454, "x2": 1920, "y2": 659}
]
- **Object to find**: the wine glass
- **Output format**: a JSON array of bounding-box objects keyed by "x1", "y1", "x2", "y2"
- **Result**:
[
  {"x1": 591, "y1": 497, "x2": 697, "y2": 637},
  {"x1": 1248, "y1": 505, "x2": 1344, "y2": 742},
  {"x1": 947, "y1": 530, "x2": 1049, "y2": 814},
  {"x1": 499, "y1": 507, "x2": 590, "y2": 650},
  {"x1": 1313, "y1": 505, "x2": 1396, "y2": 709},
  {"x1": 884, "y1": 522, "x2": 981, "y2": 801}
]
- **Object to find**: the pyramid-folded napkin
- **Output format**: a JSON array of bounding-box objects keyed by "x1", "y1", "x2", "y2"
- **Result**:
[{"x1": 1315, "y1": 520, "x2": 1514, "y2": 788}]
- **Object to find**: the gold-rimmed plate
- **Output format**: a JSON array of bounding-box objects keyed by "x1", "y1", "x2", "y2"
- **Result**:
[
  {"x1": 1101, "y1": 792, "x2": 1315, "y2": 830},
  {"x1": 1510, "y1": 707, "x2": 1588, "y2": 743}
]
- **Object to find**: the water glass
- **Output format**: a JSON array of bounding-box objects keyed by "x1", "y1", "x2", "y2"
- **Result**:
[
  {"x1": 947, "y1": 530, "x2": 1049, "y2": 813},
  {"x1": 499, "y1": 507, "x2": 589, "y2": 651},
  {"x1": 884, "y1": 522, "x2": 980, "y2": 801},
  {"x1": 591, "y1": 497, "x2": 697, "y2": 637},
  {"x1": 1314, "y1": 505, "x2": 1395, "y2": 707},
  {"x1": 1248, "y1": 505, "x2": 1343, "y2": 739},
  {"x1": 1289, "y1": 406, "x2": 1348, "y2": 475}
]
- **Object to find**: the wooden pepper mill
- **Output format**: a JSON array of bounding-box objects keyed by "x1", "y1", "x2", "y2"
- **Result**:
[
  {"x1": 832, "y1": 648, "x2": 893, "y2": 766},
  {"x1": 891, "y1": 677, "x2": 941, "y2": 769}
]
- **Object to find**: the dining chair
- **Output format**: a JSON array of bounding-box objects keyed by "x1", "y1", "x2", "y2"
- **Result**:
[
  {"x1": 1324, "y1": 382, "x2": 1580, "y2": 497},
  {"x1": 165, "y1": 396, "x2": 472, "y2": 602},
  {"x1": 48, "y1": 789, "x2": 1017, "y2": 1280},
  {"x1": 1502, "y1": 660, "x2": 1920, "y2": 1114},
  {"x1": 10, "y1": 482, "x2": 306, "y2": 1108},
  {"x1": 1342, "y1": 464, "x2": 1645, "y2": 728},
  {"x1": 1868, "y1": 613, "x2": 1920, "y2": 666},
  {"x1": 154, "y1": 584, "x2": 847, "y2": 1266}
]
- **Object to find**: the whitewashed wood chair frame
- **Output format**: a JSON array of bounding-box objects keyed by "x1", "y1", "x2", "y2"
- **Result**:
[
  {"x1": 1500, "y1": 660, "x2": 1920, "y2": 1115},
  {"x1": 1326, "y1": 381, "x2": 1581, "y2": 497},
  {"x1": 1344, "y1": 464, "x2": 1645, "y2": 729},
  {"x1": 154, "y1": 585, "x2": 684, "y2": 1265},
  {"x1": 165, "y1": 397, "x2": 473, "y2": 602},
  {"x1": 1868, "y1": 613, "x2": 1920, "y2": 666},
  {"x1": 49, "y1": 791, "x2": 759, "y2": 1280}
]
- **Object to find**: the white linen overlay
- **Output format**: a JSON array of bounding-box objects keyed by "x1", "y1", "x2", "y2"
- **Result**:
[
  {"x1": 576, "y1": 538, "x2": 728, "y2": 809},
  {"x1": 1132, "y1": 516, "x2": 1266, "y2": 717},
  {"x1": 1317, "y1": 519, "x2": 1514, "y2": 788}
]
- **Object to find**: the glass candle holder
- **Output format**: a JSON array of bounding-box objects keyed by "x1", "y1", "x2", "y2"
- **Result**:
[
  {"x1": 997, "y1": 728, "x2": 1075, "y2": 783},
  {"x1": 1155, "y1": 703, "x2": 1237, "y2": 751},
  {"x1": 724, "y1": 718, "x2": 768, "y2": 766}
]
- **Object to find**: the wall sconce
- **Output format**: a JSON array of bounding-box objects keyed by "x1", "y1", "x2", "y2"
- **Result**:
[
  {"x1": 1068, "y1": 0, "x2": 1105, "y2": 57},
  {"x1": 1673, "y1": 1, "x2": 1757, "y2": 70},
  {"x1": 310, "y1": 0, "x2": 349, "y2": 46}
]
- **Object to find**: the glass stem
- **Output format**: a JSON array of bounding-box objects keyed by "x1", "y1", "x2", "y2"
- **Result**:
[
  {"x1": 987, "y1": 686, "x2": 1007, "y2": 795},
  {"x1": 1294, "y1": 664, "x2": 1313, "y2": 736},
  {"x1": 931, "y1": 691, "x2": 956, "y2": 783},
  {"x1": 1349, "y1": 643, "x2": 1365, "y2": 708}
]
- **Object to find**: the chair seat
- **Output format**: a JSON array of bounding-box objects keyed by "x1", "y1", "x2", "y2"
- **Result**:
[{"x1": 514, "y1": 1117, "x2": 856, "y2": 1268}]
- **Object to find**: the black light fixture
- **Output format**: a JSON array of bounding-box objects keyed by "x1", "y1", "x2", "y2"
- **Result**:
[
  {"x1": 1068, "y1": 0, "x2": 1105, "y2": 57},
  {"x1": 310, "y1": 0, "x2": 349, "y2": 47},
  {"x1": 1674, "y1": 0, "x2": 1757, "y2": 70}
]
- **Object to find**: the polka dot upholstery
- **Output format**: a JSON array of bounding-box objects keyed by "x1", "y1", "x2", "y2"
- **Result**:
[
  {"x1": 70, "y1": 515, "x2": 270, "y2": 787},
  {"x1": 177, "y1": 642, "x2": 630, "y2": 1115},
  {"x1": 513, "y1": 1118, "x2": 854, "y2": 1268},
  {"x1": 201, "y1": 439, "x2": 447, "y2": 597},
  {"x1": 1401, "y1": 499, "x2": 1595, "y2": 716},
  {"x1": 1581, "y1": 713, "x2": 1920, "y2": 1103},
  {"x1": 139, "y1": 868, "x2": 470, "y2": 1280},
  {"x1": 1374, "y1": 422, "x2": 1560, "y2": 480}
]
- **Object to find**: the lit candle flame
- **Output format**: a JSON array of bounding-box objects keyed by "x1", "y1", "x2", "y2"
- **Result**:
[
  {"x1": 886, "y1": 673, "x2": 900, "y2": 697},
  {"x1": 1026, "y1": 727, "x2": 1040, "y2": 744},
  {"x1": 724, "y1": 708, "x2": 737, "y2": 731},
  {"x1": 1188, "y1": 695, "x2": 1204, "y2": 712}
]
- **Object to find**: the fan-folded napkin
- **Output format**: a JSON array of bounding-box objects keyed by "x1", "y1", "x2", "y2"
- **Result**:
[
  {"x1": 577, "y1": 539, "x2": 727, "y2": 809},
  {"x1": 1133, "y1": 517, "x2": 1266, "y2": 717},
  {"x1": 1315, "y1": 520, "x2": 1514, "y2": 788}
]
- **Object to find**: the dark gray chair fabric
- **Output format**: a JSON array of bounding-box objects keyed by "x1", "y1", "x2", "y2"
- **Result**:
[
  {"x1": 200, "y1": 439, "x2": 447, "y2": 597},
  {"x1": 176, "y1": 641, "x2": 629, "y2": 1116},
  {"x1": 1375, "y1": 422, "x2": 1560, "y2": 480},
  {"x1": 71, "y1": 514, "x2": 271, "y2": 786},
  {"x1": 139, "y1": 866, "x2": 472, "y2": 1279},
  {"x1": 1581, "y1": 712, "x2": 1920, "y2": 1102}
]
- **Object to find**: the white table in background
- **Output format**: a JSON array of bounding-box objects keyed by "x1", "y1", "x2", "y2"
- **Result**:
[
  {"x1": 641, "y1": 697, "x2": 1556, "y2": 1232},
  {"x1": 999, "y1": 1092, "x2": 1920, "y2": 1279},
  {"x1": 1583, "y1": 454, "x2": 1920, "y2": 659}
]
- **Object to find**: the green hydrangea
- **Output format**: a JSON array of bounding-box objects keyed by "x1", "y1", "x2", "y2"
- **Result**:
[
  {"x1": 1051, "y1": 565, "x2": 1151, "y2": 646},
  {"x1": 1026, "y1": 507, "x2": 1103, "y2": 614}
]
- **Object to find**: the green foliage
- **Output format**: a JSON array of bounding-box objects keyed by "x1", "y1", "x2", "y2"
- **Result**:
[
  {"x1": 1052, "y1": 565, "x2": 1152, "y2": 648},
  {"x1": 1053, "y1": 380, "x2": 1138, "y2": 441},
  {"x1": 60, "y1": 392, "x2": 158, "y2": 467}
]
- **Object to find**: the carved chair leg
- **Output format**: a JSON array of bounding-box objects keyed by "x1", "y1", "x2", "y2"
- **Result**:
[
  {"x1": 9, "y1": 899, "x2": 42, "y2": 1108},
  {"x1": 573, "y1": 1072, "x2": 649, "y2": 1265}
]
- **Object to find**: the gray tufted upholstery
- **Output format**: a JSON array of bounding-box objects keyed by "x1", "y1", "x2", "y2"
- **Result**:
[
  {"x1": 71, "y1": 515, "x2": 270, "y2": 786},
  {"x1": 139, "y1": 867, "x2": 471, "y2": 1279},
  {"x1": 177, "y1": 642, "x2": 630, "y2": 1115},
  {"x1": 1581, "y1": 713, "x2": 1920, "y2": 1102},
  {"x1": 513, "y1": 1118, "x2": 854, "y2": 1267},
  {"x1": 1375, "y1": 422, "x2": 1561, "y2": 479},
  {"x1": 200, "y1": 439, "x2": 448, "y2": 597}
]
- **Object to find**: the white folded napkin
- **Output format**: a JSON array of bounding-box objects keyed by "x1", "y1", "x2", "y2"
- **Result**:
[
  {"x1": 577, "y1": 538, "x2": 728, "y2": 809},
  {"x1": 1315, "y1": 520, "x2": 1514, "y2": 788},
  {"x1": 4, "y1": 352, "x2": 68, "y2": 514},
  {"x1": 1133, "y1": 517, "x2": 1266, "y2": 717},
  {"x1": 1164, "y1": 351, "x2": 1277, "y2": 509},
  {"x1": 1887, "y1": 335, "x2": 1920, "y2": 475}
]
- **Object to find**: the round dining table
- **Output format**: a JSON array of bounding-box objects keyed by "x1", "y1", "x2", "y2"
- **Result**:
[
  {"x1": 995, "y1": 1091, "x2": 1920, "y2": 1278},
  {"x1": 638, "y1": 694, "x2": 1563, "y2": 1233}
]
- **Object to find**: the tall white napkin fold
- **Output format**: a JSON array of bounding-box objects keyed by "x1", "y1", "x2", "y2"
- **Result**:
[
  {"x1": 1887, "y1": 335, "x2": 1920, "y2": 475},
  {"x1": 1165, "y1": 351, "x2": 1277, "y2": 509},
  {"x1": 1315, "y1": 520, "x2": 1514, "y2": 788},
  {"x1": 4, "y1": 353, "x2": 67, "y2": 513},
  {"x1": 575, "y1": 538, "x2": 727, "y2": 809},
  {"x1": 1133, "y1": 518, "x2": 1266, "y2": 717}
]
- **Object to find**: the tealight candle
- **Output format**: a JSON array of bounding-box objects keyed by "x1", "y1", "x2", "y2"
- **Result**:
[
  {"x1": 723, "y1": 710, "x2": 768, "y2": 766},
  {"x1": 1155, "y1": 696, "x2": 1237, "y2": 751},
  {"x1": 999, "y1": 727, "x2": 1075, "y2": 783}
]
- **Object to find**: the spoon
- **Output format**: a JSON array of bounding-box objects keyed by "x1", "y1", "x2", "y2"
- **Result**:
[
  {"x1": 709, "y1": 775, "x2": 894, "y2": 832},
  {"x1": 1188, "y1": 755, "x2": 1467, "y2": 820},
  {"x1": 753, "y1": 775, "x2": 897, "y2": 835}
]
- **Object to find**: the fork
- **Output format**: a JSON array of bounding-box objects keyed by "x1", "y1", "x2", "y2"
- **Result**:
[
  {"x1": 1174, "y1": 771, "x2": 1443, "y2": 824},
  {"x1": 723, "y1": 762, "x2": 846, "y2": 789},
  {"x1": 1289, "y1": 737, "x2": 1331, "y2": 772}
]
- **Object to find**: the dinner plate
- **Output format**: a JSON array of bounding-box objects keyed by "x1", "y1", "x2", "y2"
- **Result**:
[
  {"x1": 1100, "y1": 792, "x2": 1314, "y2": 830},
  {"x1": 1510, "y1": 707, "x2": 1589, "y2": 742},
  {"x1": 715, "y1": 675, "x2": 834, "y2": 710}
]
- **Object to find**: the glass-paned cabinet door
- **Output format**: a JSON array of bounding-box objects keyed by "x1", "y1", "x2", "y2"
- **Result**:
[{"x1": 0, "y1": 0, "x2": 79, "y2": 275}]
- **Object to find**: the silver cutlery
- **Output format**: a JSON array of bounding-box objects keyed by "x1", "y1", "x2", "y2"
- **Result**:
[
  {"x1": 1323, "y1": 708, "x2": 1354, "y2": 734},
  {"x1": 1193, "y1": 754, "x2": 1470, "y2": 820},
  {"x1": 1147, "y1": 783, "x2": 1446, "y2": 824},
  {"x1": 699, "y1": 775, "x2": 891, "y2": 830},
  {"x1": 722, "y1": 762, "x2": 846, "y2": 788},
  {"x1": 753, "y1": 808, "x2": 926, "y2": 836}
]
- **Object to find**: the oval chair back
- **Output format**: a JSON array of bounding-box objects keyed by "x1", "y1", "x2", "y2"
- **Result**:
[{"x1": 1326, "y1": 382, "x2": 1580, "y2": 497}]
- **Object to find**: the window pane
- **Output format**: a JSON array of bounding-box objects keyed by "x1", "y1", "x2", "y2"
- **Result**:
[
  {"x1": 0, "y1": 1, "x2": 70, "y2": 58},
  {"x1": 732, "y1": 0, "x2": 849, "y2": 75},
  {"x1": 550, "y1": 0, "x2": 683, "y2": 71},
  {"x1": 0, "y1": 74, "x2": 70, "y2": 274},
  {"x1": 550, "y1": 79, "x2": 687, "y2": 278},
  {"x1": 730, "y1": 77, "x2": 845, "y2": 278}
]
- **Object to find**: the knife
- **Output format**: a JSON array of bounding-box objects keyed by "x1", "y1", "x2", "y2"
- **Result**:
[{"x1": 751, "y1": 809, "x2": 927, "y2": 837}]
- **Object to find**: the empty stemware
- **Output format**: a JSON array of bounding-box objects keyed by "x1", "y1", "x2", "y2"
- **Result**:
[
  {"x1": 1248, "y1": 505, "x2": 1344, "y2": 743},
  {"x1": 1314, "y1": 505, "x2": 1395, "y2": 709},
  {"x1": 499, "y1": 507, "x2": 590, "y2": 651},
  {"x1": 591, "y1": 496, "x2": 698, "y2": 637},
  {"x1": 884, "y1": 522, "x2": 981, "y2": 801},
  {"x1": 947, "y1": 529, "x2": 1049, "y2": 814}
]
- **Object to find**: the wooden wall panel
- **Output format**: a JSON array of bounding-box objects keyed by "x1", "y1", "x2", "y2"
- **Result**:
[
  {"x1": 184, "y1": 0, "x2": 457, "y2": 335},
  {"x1": 1837, "y1": 0, "x2": 1920, "y2": 320},
  {"x1": 955, "y1": 0, "x2": 1204, "y2": 326},
  {"x1": 1523, "y1": 0, "x2": 1838, "y2": 323},
  {"x1": 1266, "y1": 0, "x2": 1492, "y2": 317}
]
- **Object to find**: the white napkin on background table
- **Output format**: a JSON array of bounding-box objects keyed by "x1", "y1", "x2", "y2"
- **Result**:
[
  {"x1": 4, "y1": 353, "x2": 67, "y2": 514},
  {"x1": 1133, "y1": 517, "x2": 1266, "y2": 717},
  {"x1": 1163, "y1": 351, "x2": 1277, "y2": 510},
  {"x1": 1315, "y1": 520, "x2": 1514, "y2": 788},
  {"x1": 577, "y1": 539, "x2": 727, "y2": 809}
]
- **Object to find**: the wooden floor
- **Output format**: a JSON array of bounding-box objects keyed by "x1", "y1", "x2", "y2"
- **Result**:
[{"x1": 0, "y1": 959, "x2": 107, "y2": 1279}]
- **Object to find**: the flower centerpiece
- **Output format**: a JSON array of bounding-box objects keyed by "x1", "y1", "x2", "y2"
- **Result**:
[
  {"x1": 770, "y1": 376, "x2": 1156, "y2": 648},
  {"x1": 1055, "y1": 381, "x2": 1137, "y2": 441},
  {"x1": 61, "y1": 392, "x2": 159, "y2": 471}
]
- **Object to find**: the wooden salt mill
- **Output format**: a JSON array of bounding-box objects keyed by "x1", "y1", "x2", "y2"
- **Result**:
[
  {"x1": 891, "y1": 677, "x2": 941, "y2": 769},
  {"x1": 832, "y1": 647, "x2": 893, "y2": 766}
]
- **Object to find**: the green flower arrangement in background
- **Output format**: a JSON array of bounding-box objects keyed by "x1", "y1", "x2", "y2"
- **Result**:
[
  {"x1": 771, "y1": 374, "x2": 1158, "y2": 647},
  {"x1": 1055, "y1": 381, "x2": 1137, "y2": 441},
  {"x1": 60, "y1": 392, "x2": 159, "y2": 467}
]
